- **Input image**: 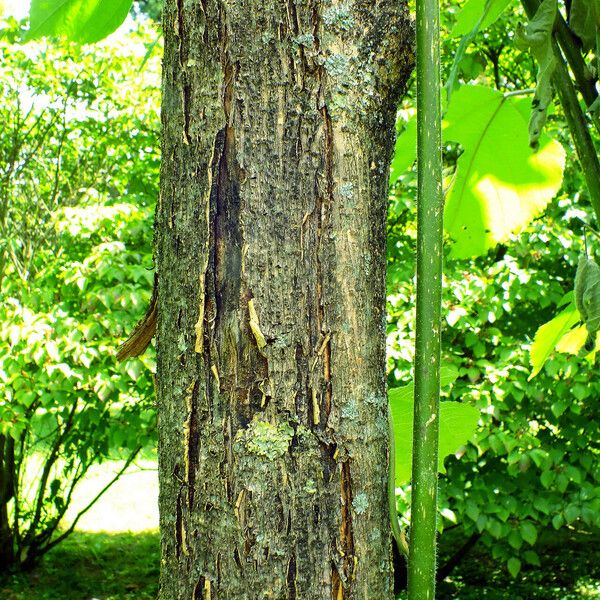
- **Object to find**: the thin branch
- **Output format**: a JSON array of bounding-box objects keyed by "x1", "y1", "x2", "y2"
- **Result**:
[
  {"x1": 22, "y1": 400, "x2": 78, "y2": 546},
  {"x1": 39, "y1": 446, "x2": 142, "y2": 556}
]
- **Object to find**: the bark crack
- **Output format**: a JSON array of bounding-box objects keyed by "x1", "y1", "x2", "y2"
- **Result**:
[
  {"x1": 185, "y1": 380, "x2": 200, "y2": 507},
  {"x1": 340, "y1": 460, "x2": 355, "y2": 582},
  {"x1": 318, "y1": 105, "x2": 334, "y2": 420},
  {"x1": 286, "y1": 550, "x2": 298, "y2": 599}
]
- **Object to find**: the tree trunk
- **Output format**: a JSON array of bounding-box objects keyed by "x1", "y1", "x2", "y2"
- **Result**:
[
  {"x1": 156, "y1": 1, "x2": 413, "y2": 598},
  {"x1": 0, "y1": 435, "x2": 15, "y2": 569}
]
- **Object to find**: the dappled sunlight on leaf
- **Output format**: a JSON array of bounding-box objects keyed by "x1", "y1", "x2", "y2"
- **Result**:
[
  {"x1": 389, "y1": 366, "x2": 480, "y2": 485},
  {"x1": 444, "y1": 86, "x2": 565, "y2": 258}
]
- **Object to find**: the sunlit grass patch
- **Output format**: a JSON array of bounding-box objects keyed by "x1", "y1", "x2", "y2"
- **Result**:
[{"x1": 63, "y1": 457, "x2": 159, "y2": 533}]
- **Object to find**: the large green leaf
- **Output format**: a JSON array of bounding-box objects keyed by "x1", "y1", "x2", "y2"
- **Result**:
[
  {"x1": 528, "y1": 295, "x2": 581, "y2": 379},
  {"x1": 389, "y1": 366, "x2": 480, "y2": 485},
  {"x1": 443, "y1": 85, "x2": 565, "y2": 258},
  {"x1": 389, "y1": 86, "x2": 565, "y2": 258},
  {"x1": 451, "y1": 0, "x2": 515, "y2": 37},
  {"x1": 27, "y1": 0, "x2": 133, "y2": 43},
  {"x1": 569, "y1": 0, "x2": 599, "y2": 51}
]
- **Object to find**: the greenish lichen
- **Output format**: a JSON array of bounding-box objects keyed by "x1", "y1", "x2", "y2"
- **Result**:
[
  {"x1": 323, "y1": 4, "x2": 355, "y2": 31},
  {"x1": 293, "y1": 33, "x2": 314, "y2": 48},
  {"x1": 295, "y1": 425, "x2": 313, "y2": 441},
  {"x1": 304, "y1": 478, "x2": 318, "y2": 495},
  {"x1": 365, "y1": 392, "x2": 385, "y2": 408},
  {"x1": 352, "y1": 492, "x2": 369, "y2": 514},
  {"x1": 324, "y1": 53, "x2": 350, "y2": 79},
  {"x1": 261, "y1": 31, "x2": 274, "y2": 44},
  {"x1": 339, "y1": 182, "x2": 354, "y2": 200},
  {"x1": 341, "y1": 398, "x2": 358, "y2": 420},
  {"x1": 242, "y1": 418, "x2": 294, "y2": 460}
]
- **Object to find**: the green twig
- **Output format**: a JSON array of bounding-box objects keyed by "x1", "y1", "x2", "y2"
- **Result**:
[
  {"x1": 550, "y1": 46, "x2": 600, "y2": 223},
  {"x1": 408, "y1": 0, "x2": 444, "y2": 593},
  {"x1": 553, "y1": 13, "x2": 600, "y2": 134}
]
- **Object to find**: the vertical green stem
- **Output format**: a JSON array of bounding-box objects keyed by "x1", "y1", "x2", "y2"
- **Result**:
[
  {"x1": 549, "y1": 45, "x2": 600, "y2": 223},
  {"x1": 408, "y1": 0, "x2": 443, "y2": 593},
  {"x1": 520, "y1": 0, "x2": 600, "y2": 223}
]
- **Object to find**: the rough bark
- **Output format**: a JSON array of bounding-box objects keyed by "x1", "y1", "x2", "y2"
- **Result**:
[{"x1": 156, "y1": 1, "x2": 414, "y2": 598}]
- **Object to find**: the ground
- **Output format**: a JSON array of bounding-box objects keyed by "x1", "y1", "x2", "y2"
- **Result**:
[{"x1": 1, "y1": 458, "x2": 598, "y2": 599}]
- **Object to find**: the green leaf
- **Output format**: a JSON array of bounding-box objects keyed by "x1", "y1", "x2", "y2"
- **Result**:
[
  {"x1": 515, "y1": 0, "x2": 558, "y2": 148},
  {"x1": 465, "y1": 499, "x2": 480, "y2": 521},
  {"x1": 508, "y1": 528, "x2": 523, "y2": 550},
  {"x1": 389, "y1": 366, "x2": 479, "y2": 484},
  {"x1": 440, "y1": 507, "x2": 457, "y2": 523},
  {"x1": 574, "y1": 253, "x2": 600, "y2": 354},
  {"x1": 569, "y1": 0, "x2": 599, "y2": 50},
  {"x1": 529, "y1": 300, "x2": 580, "y2": 379},
  {"x1": 552, "y1": 513, "x2": 565, "y2": 529},
  {"x1": 556, "y1": 472, "x2": 569, "y2": 493},
  {"x1": 564, "y1": 504, "x2": 580, "y2": 523},
  {"x1": 550, "y1": 399, "x2": 568, "y2": 418},
  {"x1": 487, "y1": 519, "x2": 503, "y2": 539},
  {"x1": 520, "y1": 521, "x2": 538, "y2": 545},
  {"x1": 533, "y1": 496, "x2": 551, "y2": 515},
  {"x1": 27, "y1": 0, "x2": 133, "y2": 43},
  {"x1": 443, "y1": 86, "x2": 565, "y2": 258},
  {"x1": 555, "y1": 323, "x2": 588, "y2": 355},
  {"x1": 540, "y1": 469, "x2": 554, "y2": 488},
  {"x1": 389, "y1": 118, "x2": 417, "y2": 186},
  {"x1": 451, "y1": 0, "x2": 515, "y2": 37},
  {"x1": 523, "y1": 550, "x2": 541, "y2": 566},
  {"x1": 507, "y1": 557, "x2": 521, "y2": 578}
]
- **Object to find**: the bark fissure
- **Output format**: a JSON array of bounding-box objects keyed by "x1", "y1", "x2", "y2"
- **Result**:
[
  {"x1": 286, "y1": 551, "x2": 298, "y2": 599},
  {"x1": 185, "y1": 380, "x2": 200, "y2": 507}
]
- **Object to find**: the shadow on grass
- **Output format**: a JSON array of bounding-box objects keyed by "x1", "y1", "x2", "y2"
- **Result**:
[
  {"x1": 0, "y1": 530, "x2": 159, "y2": 600},
  {"x1": 2, "y1": 525, "x2": 598, "y2": 599},
  {"x1": 434, "y1": 528, "x2": 600, "y2": 599}
]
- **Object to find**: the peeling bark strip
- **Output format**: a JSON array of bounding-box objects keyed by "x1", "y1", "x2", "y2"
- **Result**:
[
  {"x1": 116, "y1": 273, "x2": 158, "y2": 361},
  {"x1": 156, "y1": 1, "x2": 414, "y2": 598}
]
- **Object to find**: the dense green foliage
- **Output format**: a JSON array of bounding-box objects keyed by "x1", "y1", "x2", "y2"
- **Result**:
[
  {"x1": 388, "y1": 0, "x2": 600, "y2": 581},
  {"x1": 0, "y1": 0, "x2": 598, "y2": 593},
  {"x1": 0, "y1": 17, "x2": 160, "y2": 567}
]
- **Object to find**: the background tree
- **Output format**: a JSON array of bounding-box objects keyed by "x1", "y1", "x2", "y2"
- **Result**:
[{"x1": 0, "y1": 18, "x2": 159, "y2": 570}]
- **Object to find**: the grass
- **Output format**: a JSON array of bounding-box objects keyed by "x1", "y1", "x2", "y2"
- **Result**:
[
  {"x1": 0, "y1": 530, "x2": 159, "y2": 600},
  {"x1": 1, "y1": 455, "x2": 598, "y2": 599}
]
